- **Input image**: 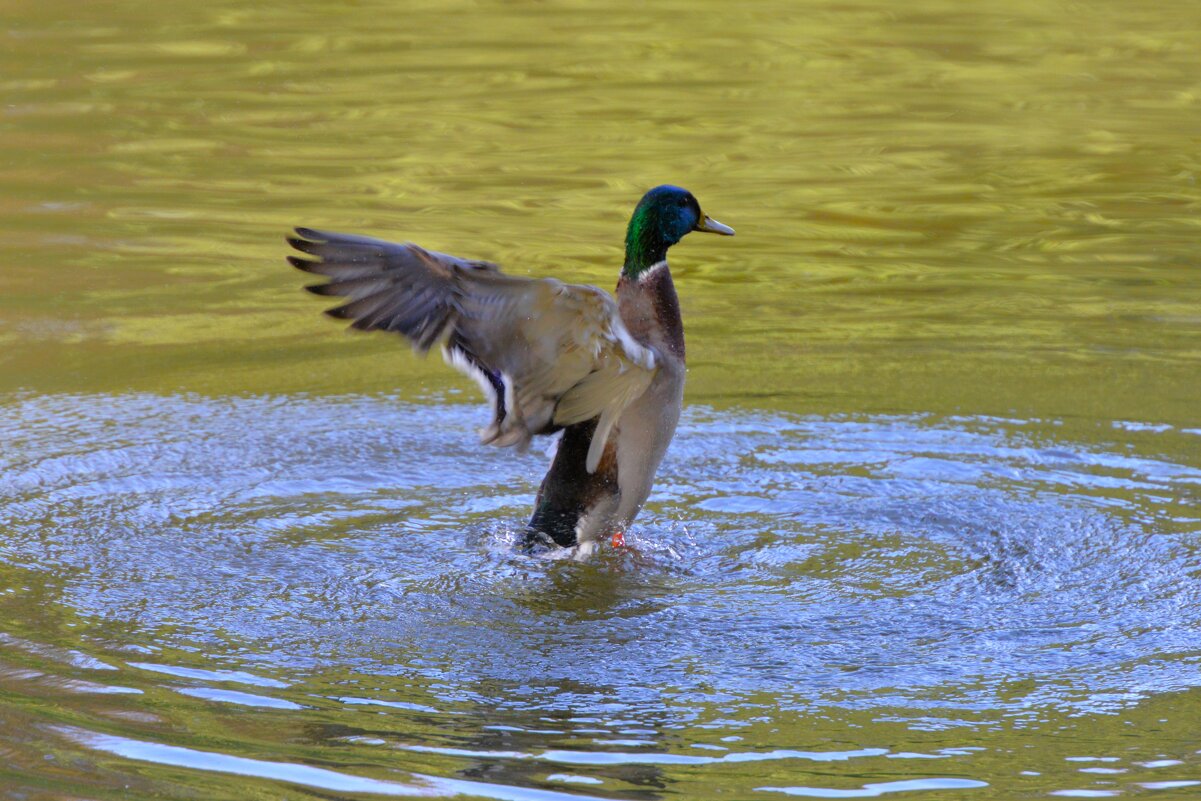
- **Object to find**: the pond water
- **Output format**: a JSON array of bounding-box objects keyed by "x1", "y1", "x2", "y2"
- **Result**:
[{"x1": 2, "y1": 1, "x2": 1200, "y2": 799}]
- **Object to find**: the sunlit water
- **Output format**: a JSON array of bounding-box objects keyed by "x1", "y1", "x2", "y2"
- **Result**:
[
  {"x1": 2, "y1": 394, "x2": 1200, "y2": 798},
  {"x1": 3, "y1": 0, "x2": 1201, "y2": 798}
]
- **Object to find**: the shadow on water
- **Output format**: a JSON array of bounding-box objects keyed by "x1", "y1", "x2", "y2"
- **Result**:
[{"x1": 1, "y1": 393, "x2": 1200, "y2": 798}]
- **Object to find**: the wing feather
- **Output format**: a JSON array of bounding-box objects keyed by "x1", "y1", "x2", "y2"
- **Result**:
[{"x1": 288, "y1": 227, "x2": 657, "y2": 469}]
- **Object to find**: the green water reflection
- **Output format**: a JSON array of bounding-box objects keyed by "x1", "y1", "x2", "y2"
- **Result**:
[{"x1": 3, "y1": 0, "x2": 1198, "y2": 426}]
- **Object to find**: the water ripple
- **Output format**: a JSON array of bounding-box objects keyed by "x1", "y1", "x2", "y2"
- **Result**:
[{"x1": 1, "y1": 393, "x2": 1197, "y2": 725}]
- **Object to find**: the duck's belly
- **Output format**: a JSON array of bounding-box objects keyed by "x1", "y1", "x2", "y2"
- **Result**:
[
  {"x1": 530, "y1": 366, "x2": 684, "y2": 548},
  {"x1": 611, "y1": 366, "x2": 685, "y2": 530}
]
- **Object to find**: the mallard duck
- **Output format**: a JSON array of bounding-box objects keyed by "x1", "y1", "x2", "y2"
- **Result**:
[{"x1": 288, "y1": 185, "x2": 733, "y2": 553}]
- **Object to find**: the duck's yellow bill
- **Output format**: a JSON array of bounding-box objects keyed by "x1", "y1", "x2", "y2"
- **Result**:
[{"x1": 694, "y1": 215, "x2": 735, "y2": 236}]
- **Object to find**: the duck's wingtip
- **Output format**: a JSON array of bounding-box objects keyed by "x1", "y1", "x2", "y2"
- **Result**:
[
  {"x1": 287, "y1": 255, "x2": 320, "y2": 272},
  {"x1": 323, "y1": 304, "x2": 354, "y2": 320},
  {"x1": 292, "y1": 226, "x2": 327, "y2": 241}
]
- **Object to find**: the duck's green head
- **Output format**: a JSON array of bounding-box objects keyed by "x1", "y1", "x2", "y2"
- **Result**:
[{"x1": 623, "y1": 185, "x2": 734, "y2": 278}]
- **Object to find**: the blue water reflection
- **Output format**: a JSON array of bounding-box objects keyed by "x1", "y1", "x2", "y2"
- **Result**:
[{"x1": 2, "y1": 393, "x2": 1198, "y2": 727}]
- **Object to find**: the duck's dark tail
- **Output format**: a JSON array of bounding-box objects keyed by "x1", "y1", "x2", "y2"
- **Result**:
[
  {"x1": 524, "y1": 510, "x2": 581, "y2": 549},
  {"x1": 525, "y1": 419, "x2": 618, "y2": 548}
]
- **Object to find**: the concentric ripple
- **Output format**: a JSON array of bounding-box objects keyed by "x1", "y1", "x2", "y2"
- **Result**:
[{"x1": 1, "y1": 393, "x2": 1199, "y2": 799}]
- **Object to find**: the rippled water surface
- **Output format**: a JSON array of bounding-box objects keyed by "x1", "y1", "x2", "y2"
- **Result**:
[{"x1": 3, "y1": 0, "x2": 1201, "y2": 799}]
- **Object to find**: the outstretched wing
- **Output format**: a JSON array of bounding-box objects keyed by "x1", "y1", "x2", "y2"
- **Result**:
[{"x1": 288, "y1": 227, "x2": 656, "y2": 472}]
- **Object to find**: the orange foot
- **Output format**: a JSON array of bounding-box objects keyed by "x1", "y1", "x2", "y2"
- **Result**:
[{"x1": 610, "y1": 531, "x2": 626, "y2": 548}]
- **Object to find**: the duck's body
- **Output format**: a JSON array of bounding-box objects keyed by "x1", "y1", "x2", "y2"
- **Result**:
[
  {"x1": 289, "y1": 186, "x2": 732, "y2": 551},
  {"x1": 530, "y1": 264, "x2": 687, "y2": 548}
]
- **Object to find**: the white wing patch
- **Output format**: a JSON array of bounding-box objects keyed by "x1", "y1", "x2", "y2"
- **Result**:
[
  {"x1": 442, "y1": 346, "x2": 497, "y2": 407},
  {"x1": 442, "y1": 345, "x2": 504, "y2": 441},
  {"x1": 607, "y1": 319, "x2": 657, "y2": 371}
]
